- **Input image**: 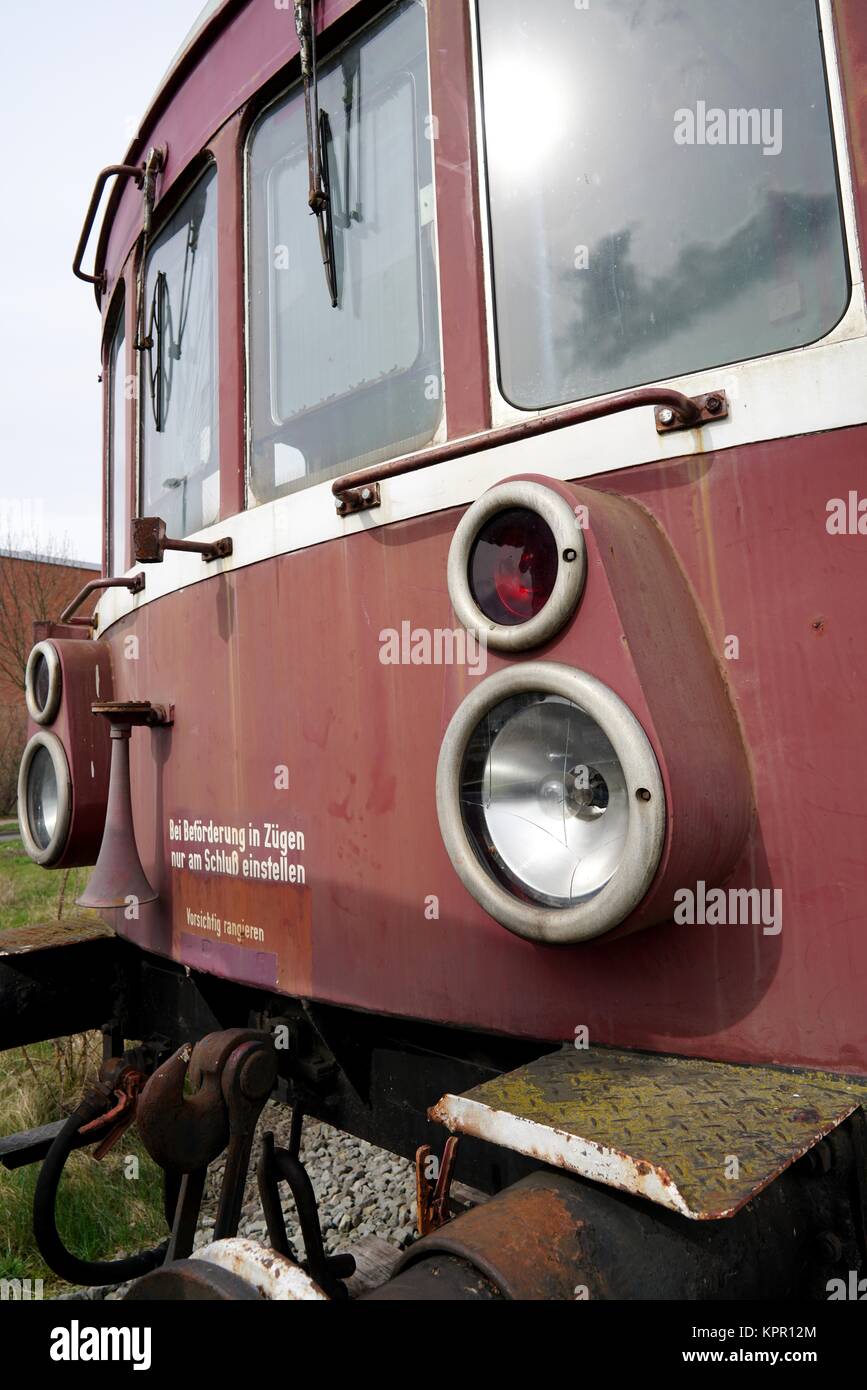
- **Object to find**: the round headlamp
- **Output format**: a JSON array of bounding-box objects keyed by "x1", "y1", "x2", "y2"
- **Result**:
[
  {"x1": 17, "y1": 732, "x2": 72, "y2": 866},
  {"x1": 437, "y1": 664, "x2": 665, "y2": 943},
  {"x1": 448, "y1": 481, "x2": 587, "y2": 652},
  {"x1": 25, "y1": 641, "x2": 62, "y2": 724}
]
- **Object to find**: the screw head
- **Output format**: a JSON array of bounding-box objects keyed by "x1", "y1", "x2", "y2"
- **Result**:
[
  {"x1": 658, "y1": 408, "x2": 675, "y2": 427},
  {"x1": 706, "y1": 394, "x2": 723, "y2": 415}
]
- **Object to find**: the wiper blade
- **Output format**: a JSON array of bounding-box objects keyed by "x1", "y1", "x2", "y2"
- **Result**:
[
  {"x1": 145, "y1": 270, "x2": 167, "y2": 432},
  {"x1": 316, "y1": 109, "x2": 338, "y2": 307},
  {"x1": 294, "y1": 0, "x2": 338, "y2": 307}
]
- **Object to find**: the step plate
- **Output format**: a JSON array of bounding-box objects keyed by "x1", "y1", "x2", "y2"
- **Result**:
[{"x1": 430, "y1": 1046, "x2": 867, "y2": 1219}]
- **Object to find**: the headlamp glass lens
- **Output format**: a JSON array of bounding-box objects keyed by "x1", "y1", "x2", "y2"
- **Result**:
[
  {"x1": 460, "y1": 693, "x2": 629, "y2": 906},
  {"x1": 27, "y1": 744, "x2": 59, "y2": 850}
]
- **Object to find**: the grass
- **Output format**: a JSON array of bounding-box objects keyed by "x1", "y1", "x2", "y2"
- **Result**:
[
  {"x1": 0, "y1": 835, "x2": 94, "y2": 931},
  {"x1": 0, "y1": 1041, "x2": 167, "y2": 1293},
  {"x1": 0, "y1": 838, "x2": 167, "y2": 1293}
]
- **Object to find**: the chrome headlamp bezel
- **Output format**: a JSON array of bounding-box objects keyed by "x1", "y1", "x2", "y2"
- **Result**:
[
  {"x1": 17, "y1": 731, "x2": 72, "y2": 866},
  {"x1": 25, "y1": 640, "x2": 62, "y2": 724},
  {"x1": 436, "y1": 663, "x2": 666, "y2": 944},
  {"x1": 447, "y1": 480, "x2": 587, "y2": 652}
]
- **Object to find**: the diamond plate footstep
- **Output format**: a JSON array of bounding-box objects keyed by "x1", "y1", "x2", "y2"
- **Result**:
[{"x1": 429, "y1": 1046, "x2": 867, "y2": 1219}]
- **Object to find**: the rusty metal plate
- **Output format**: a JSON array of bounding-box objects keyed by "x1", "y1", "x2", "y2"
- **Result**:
[
  {"x1": 430, "y1": 1046, "x2": 867, "y2": 1220},
  {"x1": 0, "y1": 918, "x2": 114, "y2": 957}
]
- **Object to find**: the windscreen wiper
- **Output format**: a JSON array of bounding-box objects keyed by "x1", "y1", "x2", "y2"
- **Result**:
[
  {"x1": 145, "y1": 201, "x2": 203, "y2": 433},
  {"x1": 294, "y1": 0, "x2": 338, "y2": 307},
  {"x1": 146, "y1": 271, "x2": 167, "y2": 431}
]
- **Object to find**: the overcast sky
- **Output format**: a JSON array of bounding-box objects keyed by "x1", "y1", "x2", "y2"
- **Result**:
[{"x1": 0, "y1": 0, "x2": 206, "y2": 565}]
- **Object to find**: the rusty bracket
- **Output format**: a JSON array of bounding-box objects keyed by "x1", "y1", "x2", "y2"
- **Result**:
[
  {"x1": 132, "y1": 516, "x2": 233, "y2": 564},
  {"x1": 334, "y1": 483, "x2": 381, "y2": 516},
  {"x1": 655, "y1": 390, "x2": 728, "y2": 433},
  {"x1": 91, "y1": 700, "x2": 173, "y2": 727},
  {"x1": 415, "y1": 1135, "x2": 459, "y2": 1237}
]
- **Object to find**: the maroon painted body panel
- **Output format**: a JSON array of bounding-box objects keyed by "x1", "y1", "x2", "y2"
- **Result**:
[
  {"x1": 102, "y1": 423, "x2": 867, "y2": 1075},
  {"x1": 84, "y1": 0, "x2": 867, "y2": 1076}
]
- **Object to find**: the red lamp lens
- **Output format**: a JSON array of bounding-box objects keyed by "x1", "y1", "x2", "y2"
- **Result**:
[{"x1": 468, "y1": 508, "x2": 559, "y2": 626}]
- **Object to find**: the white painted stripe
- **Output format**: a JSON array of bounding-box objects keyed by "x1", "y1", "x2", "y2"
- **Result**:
[{"x1": 95, "y1": 295, "x2": 867, "y2": 636}]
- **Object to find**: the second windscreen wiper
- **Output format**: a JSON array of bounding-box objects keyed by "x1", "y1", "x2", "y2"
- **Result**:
[{"x1": 294, "y1": 0, "x2": 338, "y2": 307}]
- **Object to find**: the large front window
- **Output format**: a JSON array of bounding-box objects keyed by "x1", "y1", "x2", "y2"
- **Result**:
[
  {"x1": 247, "y1": 0, "x2": 441, "y2": 504},
  {"x1": 478, "y1": 0, "x2": 850, "y2": 410},
  {"x1": 140, "y1": 165, "x2": 219, "y2": 537}
]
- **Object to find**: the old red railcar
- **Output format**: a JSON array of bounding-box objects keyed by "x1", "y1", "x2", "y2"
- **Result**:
[{"x1": 5, "y1": 0, "x2": 867, "y2": 1300}]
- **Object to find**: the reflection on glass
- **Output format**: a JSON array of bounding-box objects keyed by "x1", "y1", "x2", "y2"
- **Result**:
[
  {"x1": 28, "y1": 745, "x2": 58, "y2": 851},
  {"x1": 33, "y1": 653, "x2": 50, "y2": 712},
  {"x1": 248, "y1": 0, "x2": 441, "y2": 503},
  {"x1": 478, "y1": 0, "x2": 849, "y2": 409},
  {"x1": 141, "y1": 166, "x2": 219, "y2": 538},
  {"x1": 460, "y1": 694, "x2": 628, "y2": 908}
]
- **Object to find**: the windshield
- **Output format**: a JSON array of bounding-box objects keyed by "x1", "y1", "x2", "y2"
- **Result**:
[
  {"x1": 477, "y1": 0, "x2": 849, "y2": 410},
  {"x1": 140, "y1": 165, "x2": 219, "y2": 537},
  {"x1": 247, "y1": 0, "x2": 441, "y2": 503}
]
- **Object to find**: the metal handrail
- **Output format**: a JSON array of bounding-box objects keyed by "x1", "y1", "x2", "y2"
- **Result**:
[
  {"x1": 58, "y1": 574, "x2": 145, "y2": 628},
  {"x1": 73, "y1": 164, "x2": 145, "y2": 290},
  {"x1": 331, "y1": 387, "x2": 728, "y2": 512}
]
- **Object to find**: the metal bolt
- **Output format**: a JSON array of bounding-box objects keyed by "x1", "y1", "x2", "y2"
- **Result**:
[
  {"x1": 658, "y1": 408, "x2": 675, "y2": 427},
  {"x1": 336, "y1": 500, "x2": 347, "y2": 514},
  {"x1": 361, "y1": 488, "x2": 372, "y2": 501},
  {"x1": 706, "y1": 394, "x2": 723, "y2": 415},
  {"x1": 636, "y1": 788, "x2": 652, "y2": 802},
  {"x1": 563, "y1": 548, "x2": 578, "y2": 563}
]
